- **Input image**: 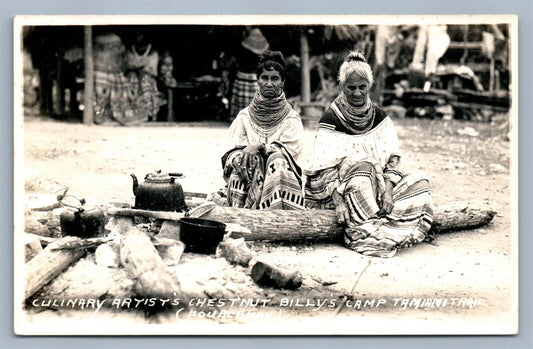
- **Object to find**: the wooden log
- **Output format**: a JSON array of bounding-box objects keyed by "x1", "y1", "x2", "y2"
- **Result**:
[
  {"x1": 50, "y1": 236, "x2": 113, "y2": 251},
  {"x1": 203, "y1": 206, "x2": 497, "y2": 241},
  {"x1": 251, "y1": 261, "x2": 303, "y2": 290},
  {"x1": 430, "y1": 207, "x2": 497, "y2": 233},
  {"x1": 24, "y1": 214, "x2": 49, "y2": 236},
  {"x1": 107, "y1": 207, "x2": 186, "y2": 221},
  {"x1": 25, "y1": 236, "x2": 86, "y2": 300},
  {"x1": 205, "y1": 207, "x2": 341, "y2": 242},
  {"x1": 107, "y1": 206, "x2": 496, "y2": 243},
  {"x1": 116, "y1": 217, "x2": 181, "y2": 298},
  {"x1": 39, "y1": 259, "x2": 134, "y2": 301},
  {"x1": 24, "y1": 234, "x2": 43, "y2": 263}
]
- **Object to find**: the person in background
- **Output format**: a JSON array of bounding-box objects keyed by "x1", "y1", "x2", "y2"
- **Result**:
[
  {"x1": 305, "y1": 51, "x2": 434, "y2": 257},
  {"x1": 221, "y1": 50, "x2": 305, "y2": 210},
  {"x1": 228, "y1": 28, "x2": 270, "y2": 119},
  {"x1": 126, "y1": 31, "x2": 164, "y2": 121},
  {"x1": 158, "y1": 51, "x2": 178, "y2": 88}
]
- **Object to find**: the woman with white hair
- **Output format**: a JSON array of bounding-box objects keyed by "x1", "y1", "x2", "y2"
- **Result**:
[{"x1": 305, "y1": 51, "x2": 434, "y2": 257}]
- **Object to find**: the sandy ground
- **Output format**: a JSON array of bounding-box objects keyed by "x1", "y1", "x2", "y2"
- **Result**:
[{"x1": 17, "y1": 114, "x2": 517, "y2": 334}]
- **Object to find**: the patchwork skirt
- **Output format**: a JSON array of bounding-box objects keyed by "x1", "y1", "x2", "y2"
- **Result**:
[
  {"x1": 230, "y1": 71, "x2": 258, "y2": 118},
  {"x1": 224, "y1": 147, "x2": 305, "y2": 210},
  {"x1": 94, "y1": 70, "x2": 164, "y2": 125}
]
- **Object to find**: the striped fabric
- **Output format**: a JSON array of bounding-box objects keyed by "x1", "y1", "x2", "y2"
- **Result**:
[
  {"x1": 230, "y1": 71, "x2": 258, "y2": 118},
  {"x1": 343, "y1": 161, "x2": 382, "y2": 223},
  {"x1": 305, "y1": 166, "x2": 339, "y2": 208},
  {"x1": 342, "y1": 167, "x2": 434, "y2": 258},
  {"x1": 306, "y1": 157, "x2": 433, "y2": 257}
]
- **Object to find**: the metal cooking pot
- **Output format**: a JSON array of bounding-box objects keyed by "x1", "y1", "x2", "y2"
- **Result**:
[
  {"x1": 130, "y1": 170, "x2": 187, "y2": 212},
  {"x1": 179, "y1": 217, "x2": 226, "y2": 254},
  {"x1": 59, "y1": 195, "x2": 106, "y2": 238}
]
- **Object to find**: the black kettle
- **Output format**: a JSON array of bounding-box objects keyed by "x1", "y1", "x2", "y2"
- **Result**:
[
  {"x1": 58, "y1": 195, "x2": 106, "y2": 238},
  {"x1": 130, "y1": 170, "x2": 187, "y2": 212}
]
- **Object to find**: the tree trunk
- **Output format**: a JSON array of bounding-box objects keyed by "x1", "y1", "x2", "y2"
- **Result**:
[
  {"x1": 25, "y1": 236, "x2": 86, "y2": 300},
  {"x1": 107, "y1": 206, "x2": 496, "y2": 243},
  {"x1": 83, "y1": 26, "x2": 94, "y2": 125}
]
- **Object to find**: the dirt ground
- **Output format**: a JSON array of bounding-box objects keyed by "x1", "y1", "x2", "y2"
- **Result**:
[{"x1": 18, "y1": 113, "x2": 517, "y2": 334}]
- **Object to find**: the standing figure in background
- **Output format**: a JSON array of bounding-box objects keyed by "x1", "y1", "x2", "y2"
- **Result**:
[
  {"x1": 159, "y1": 52, "x2": 178, "y2": 88},
  {"x1": 126, "y1": 32, "x2": 165, "y2": 121},
  {"x1": 156, "y1": 51, "x2": 178, "y2": 121},
  {"x1": 222, "y1": 51, "x2": 305, "y2": 210},
  {"x1": 229, "y1": 28, "x2": 270, "y2": 119},
  {"x1": 93, "y1": 32, "x2": 132, "y2": 124},
  {"x1": 305, "y1": 52, "x2": 434, "y2": 257}
]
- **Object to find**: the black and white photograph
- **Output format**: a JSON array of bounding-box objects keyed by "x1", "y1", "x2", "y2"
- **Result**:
[{"x1": 14, "y1": 14, "x2": 518, "y2": 335}]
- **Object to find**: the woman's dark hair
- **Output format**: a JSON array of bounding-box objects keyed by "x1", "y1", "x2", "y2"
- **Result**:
[{"x1": 256, "y1": 50, "x2": 286, "y2": 81}]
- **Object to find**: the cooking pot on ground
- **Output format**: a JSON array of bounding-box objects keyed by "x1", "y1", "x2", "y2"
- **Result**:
[
  {"x1": 131, "y1": 170, "x2": 187, "y2": 212},
  {"x1": 178, "y1": 217, "x2": 226, "y2": 254}
]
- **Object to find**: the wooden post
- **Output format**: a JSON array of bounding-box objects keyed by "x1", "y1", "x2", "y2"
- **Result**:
[
  {"x1": 489, "y1": 57, "x2": 495, "y2": 92},
  {"x1": 300, "y1": 30, "x2": 311, "y2": 104},
  {"x1": 83, "y1": 26, "x2": 94, "y2": 125},
  {"x1": 167, "y1": 88, "x2": 175, "y2": 121},
  {"x1": 55, "y1": 47, "x2": 65, "y2": 116}
]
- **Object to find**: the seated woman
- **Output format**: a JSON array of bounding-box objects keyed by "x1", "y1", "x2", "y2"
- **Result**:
[
  {"x1": 305, "y1": 52, "x2": 434, "y2": 257},
  {"x1": 221, "y1": 50, "x2": 305, "y2": 210}
]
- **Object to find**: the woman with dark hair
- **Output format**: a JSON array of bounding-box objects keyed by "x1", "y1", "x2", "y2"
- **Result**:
[
  {"x1": 305, "y1": 51, "x2": 434, "y2": 257},
  {"x1": 221, "y1": 50, "x2": 305, "y2": 210}
]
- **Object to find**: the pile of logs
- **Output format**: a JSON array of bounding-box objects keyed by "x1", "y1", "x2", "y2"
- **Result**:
[{"x1": 23, "y1": 201, "x2": 497, "y2": 305}]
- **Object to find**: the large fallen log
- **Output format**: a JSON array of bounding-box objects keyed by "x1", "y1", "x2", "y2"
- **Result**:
[
  {"x1": 25, "y1": 236, "x2": 86, "y2": 301},
  {"x1": 107, "y1": 206, "x2": 496, "y2": 243}
]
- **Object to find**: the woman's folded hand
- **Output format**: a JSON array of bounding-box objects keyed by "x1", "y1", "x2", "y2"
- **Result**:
[
  {"x1": 332, "y1": 189, "x2": 350, "y2": 225},
  {"x1": 239, "y1": 144, "x2": 266, "y2": 182},
  {"x1": 378, "y1": 185, "x2": 394, "y2": 216},
  {"x1": 335, "y1": 202, "x2": 351, "y2": 226}
]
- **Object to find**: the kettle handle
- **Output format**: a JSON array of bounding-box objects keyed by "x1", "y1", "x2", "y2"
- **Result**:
[
  {"x1": 130, "y1": 173, "x2": 139, "y2": 195},
  {"x1": 57, "y1": 194, "x2": 86, "y2": 212}
]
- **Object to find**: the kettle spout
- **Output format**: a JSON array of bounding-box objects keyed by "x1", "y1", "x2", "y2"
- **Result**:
[{"x1": 130, "y1": 174, "x2": 138, "y2": 195}]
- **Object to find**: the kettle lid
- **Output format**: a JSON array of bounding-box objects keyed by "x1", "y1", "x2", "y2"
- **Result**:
[{"x1": 145, "y1": 170, "x2": 184, "y2": 183}]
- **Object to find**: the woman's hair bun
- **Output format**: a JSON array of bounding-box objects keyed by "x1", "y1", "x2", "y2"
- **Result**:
[
  {"x1": 259, "y1": 50, "x2": 286, "y2": 67},
  {"x1": 345, "y1": 51, "x2": 367, "y2": 63}
]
